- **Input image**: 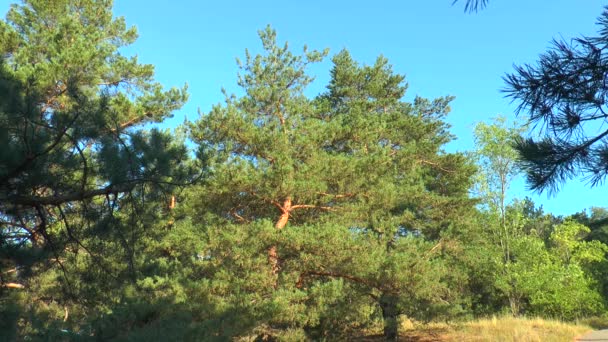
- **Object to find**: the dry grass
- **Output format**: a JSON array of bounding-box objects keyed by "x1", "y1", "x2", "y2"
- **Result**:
[{"x1": 396, "y1": 316, "x2": 592, "y2": 342}]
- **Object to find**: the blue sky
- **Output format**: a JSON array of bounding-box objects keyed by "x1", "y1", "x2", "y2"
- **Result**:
[{"x1": 1, "y1": 0, "x2": 606, "y2": 216}]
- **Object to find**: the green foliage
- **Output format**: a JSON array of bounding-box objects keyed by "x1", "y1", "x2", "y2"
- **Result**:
[
  {"x1": 0, "y1": 0, "x2": 190, "y2": 223},
  {"x1": 551, "y1": 220, "x2": 608, "y2": 266},
  {"x1": 469, "y1": 118, "x2": 607, "y2": 320},
  {"x1": 0, "y1": 1, "x2": 606, "y2": 340},
  {"x1": 472, "y1": 116, "x2": 526, "y2": 213},
  {"x1": 0, "y1": 0, "x2": 192, "y2": 339},
  {"x1": 187, "y1": 26, "x2": 475, "y2": 340},
  {"x1": 572, "y1": 207, "x2": 608, "y2": 246},
  {"x1": 474, "y1": 204, "x2": 608, "y2": 320}
]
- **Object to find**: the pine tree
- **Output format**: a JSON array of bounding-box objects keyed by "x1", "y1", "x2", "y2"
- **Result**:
[
  {"x1": 0, "y1": 0, "x2": 190, "y2": 336},
  {"x1": 188, "y1": 27, "x2": 475, "y2": 340},
  {"x1": 506, "y1": 7, "x2": 608, "y2": 194}
]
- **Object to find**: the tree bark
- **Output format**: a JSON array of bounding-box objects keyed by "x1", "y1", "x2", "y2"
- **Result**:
[
  {"x1": 380, "y1": 293, "x2": 399, "y2": 341},
  {"x1": 508, "y1": 291, "x2": 521, "y2": 317},
  {"x1": 269, "y1": 197, "x2": 291, "y2": 279},
  {"x1": 3, "y1": 182, "x2": 135, "y2": 207}
]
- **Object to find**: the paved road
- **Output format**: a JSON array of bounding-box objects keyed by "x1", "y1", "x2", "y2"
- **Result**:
[{"x1": 577, "y1": 330, "x2": 608, "y2": 341}]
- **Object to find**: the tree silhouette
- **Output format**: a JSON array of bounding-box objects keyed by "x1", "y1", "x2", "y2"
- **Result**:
[
  {"x1": 505, "y1": 7, "x2": 608, "y2": 194},
  {"x1": 453, "y1": 0, "x2": 490, "y2": 13}
]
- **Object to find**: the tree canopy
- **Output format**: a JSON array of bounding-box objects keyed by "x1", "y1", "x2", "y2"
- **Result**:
[
  {"x1": 0, "y1": 0, "x2": 189, "y2": 238},
  {"x1": 1, "y1": 1, "x2": 608, "y2": 341},
  {"x1": 186, "y1": 26, "x2": 476, "y2": 340},
  {"x1": 0, "y1": 0, "x2": 191, "y2": 323}
]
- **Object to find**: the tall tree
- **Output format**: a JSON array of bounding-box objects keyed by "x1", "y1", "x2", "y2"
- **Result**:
[
  {"x1": 188, "y1": 27, "x2": 475, "y2": 340},
  {"x1": 505, "y1": 6, "x2": 608, "y2": 194},
  {"x1": 0, "y1": 0, "x2": 188, "y2": 250},
  {"x1": 0, "y1": 0, "x2": 190, "y2": 333},
  {"x1": 471, "y1": 117, "x2": 528, "y2": 315},
  {"x1": 472, "y1": 116, "x2": 525, "y2": 262}
]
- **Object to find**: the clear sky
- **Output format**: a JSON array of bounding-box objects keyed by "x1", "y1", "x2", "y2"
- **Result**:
[{"x1": 1, "y1": 0, "x2": 606, "y2": 216}]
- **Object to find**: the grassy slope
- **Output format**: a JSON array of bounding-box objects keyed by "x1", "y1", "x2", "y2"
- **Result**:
[{"x1": 364, "y1": 316, "x2": 593, "y2": 341}]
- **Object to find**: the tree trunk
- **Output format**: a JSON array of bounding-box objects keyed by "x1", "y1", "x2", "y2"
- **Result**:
[
  {"x1": 269, "y1": 197, "x2": 291, "y2": 279},
  {"x1": 380, "y1": 293, "x2": 399, "y2": 341},
  {"x1": 500, "y1": 173, "x2": 510, "y2": 263},
  {"x1": 509, "y1": 293, "x2": 521, "y2": 317}
]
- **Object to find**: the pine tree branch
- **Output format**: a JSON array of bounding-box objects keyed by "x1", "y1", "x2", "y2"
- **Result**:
[
  {"x1": 290, "y1": 204, "x2": 336, "y2": 211},
  {"x1": 452, "y1": 0, "x2": 489, "y2": 13},
  {"x1": 2, "y1": 183, "x2": 135, "y2": 206},
  {"x1": 517, "y1": 128, "x2": 608, "y2": 192},
  {"x1": 246, "y1": 191, "x2": 287, "y2": 212},
  {"x1": 417, "y1": 159, "x2": 457, "y2": 173},
  {"x1": 3, "y1": 268, "x2": 18, "y2": 274},
  {"x1": 0, "y1": 112, "x2": 80, "y2": 186},
  {"x1": 57, "y1": 204, "x2": 118, "y2": 280},
  {"x1": 316, "y1": 192, "x2": 355, "y2": 199}
]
